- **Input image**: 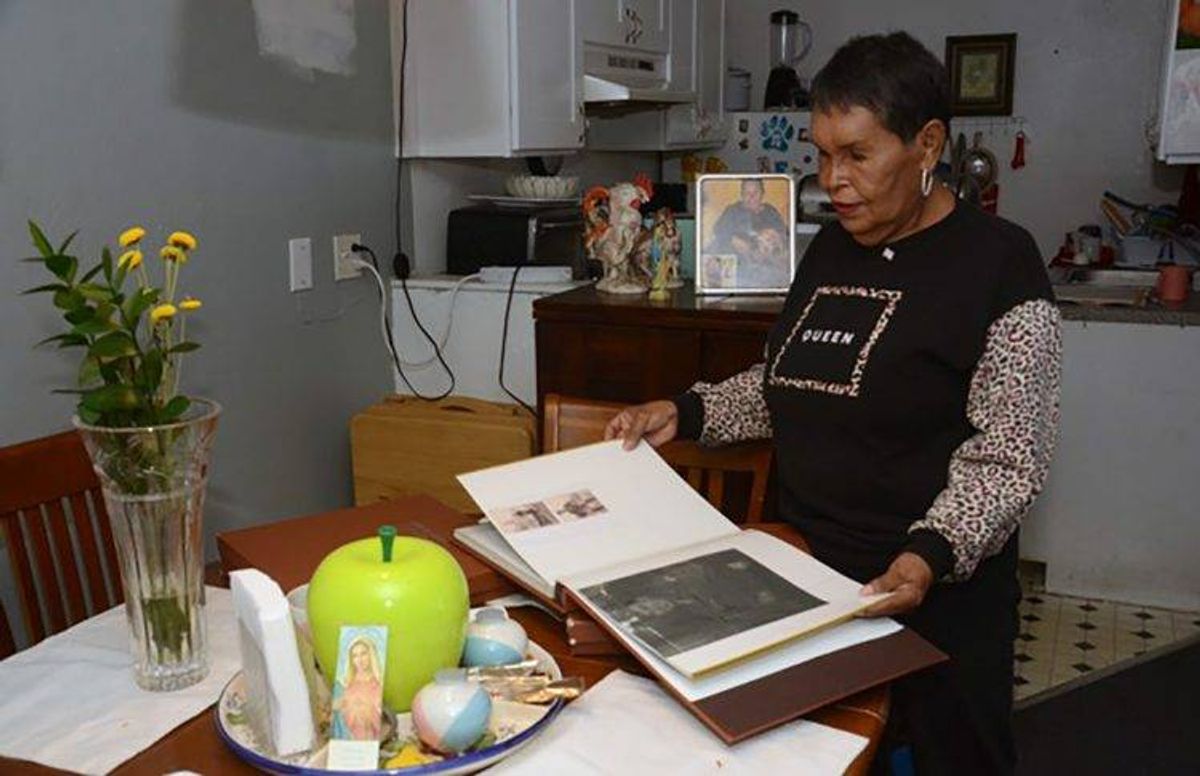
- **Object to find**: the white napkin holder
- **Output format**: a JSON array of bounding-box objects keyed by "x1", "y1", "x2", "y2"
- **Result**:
[{"x1": 230, "y1": 569, "x2": 316, "y2": 757}]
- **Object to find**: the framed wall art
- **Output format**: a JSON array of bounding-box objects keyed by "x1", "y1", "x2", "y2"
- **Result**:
[
  {"x1": 695, "y1": 173, "x2": 796, "y2": 295},
  {"x1": 945, "y1": 34, "x2": 1017, "y2": 116}
]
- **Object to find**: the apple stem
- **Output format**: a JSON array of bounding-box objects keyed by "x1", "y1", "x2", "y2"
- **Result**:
[{"x1": 379, "y1": 525, "x2": 397, "y2": 562}]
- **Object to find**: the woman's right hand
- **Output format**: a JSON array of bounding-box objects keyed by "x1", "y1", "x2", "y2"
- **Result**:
[{"x1": 604, "y1": 400, "x2": 679, "y2": 450}]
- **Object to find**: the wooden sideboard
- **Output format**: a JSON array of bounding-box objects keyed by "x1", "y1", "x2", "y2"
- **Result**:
[{"x1": 533, "y1": 282, "x2": 785, "y2": 412}]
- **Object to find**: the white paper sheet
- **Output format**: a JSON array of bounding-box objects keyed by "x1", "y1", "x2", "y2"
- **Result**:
[
  {"x1": 458, "y1": 440, "x2": 738, "y2": 586},
  {"x1": 0, "y1": 587, "x2": 239, "y2": 775},
  {"x1": 488, "y1": 670, "x2": 869, "y2": 776}
]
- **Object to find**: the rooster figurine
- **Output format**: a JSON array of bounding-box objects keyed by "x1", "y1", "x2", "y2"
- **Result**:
[{"x1": 583, "y1": 173, "x2": 654, "y2": 295}]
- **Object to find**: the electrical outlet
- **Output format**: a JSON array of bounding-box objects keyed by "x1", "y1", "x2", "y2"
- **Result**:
[
  {"x1": 333, "y1": 233, "x2": 363, "y2": 281},
  {"x1": 288, "y1": 237, "x2": 313, "y2": 292}
]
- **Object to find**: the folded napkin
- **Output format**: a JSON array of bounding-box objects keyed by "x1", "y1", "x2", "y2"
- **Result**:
[
  {"x1": 488, "y1": 670, "x2": 869, "y2": 775},
  {"x1": 0, "y1": 586, "x2": 238, "y2": 775}
]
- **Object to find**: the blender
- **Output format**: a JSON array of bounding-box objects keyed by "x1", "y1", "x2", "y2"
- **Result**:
[{"x1": 763, "y1": 10, "x2": 813, "y2": 110}]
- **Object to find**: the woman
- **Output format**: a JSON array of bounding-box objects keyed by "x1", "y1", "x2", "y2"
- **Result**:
[
  {"x1": 332, "y1": 636, "x2": 384, "y2": 740},
  {"x1": 607, "y1": 32, "x2": 1060, "y2": 775}
]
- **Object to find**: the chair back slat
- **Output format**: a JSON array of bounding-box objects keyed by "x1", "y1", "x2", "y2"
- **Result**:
[
  {"x1": 542, "y1": 394, "x2": 773, "y2": 525},
  {"x1": 69, "y1": 492, "x2": 114, "y2": 611},
  {"x1": 23, "y1": 506, "x2": 67, "y2": 636},
  {"x1": 0, "y1": 430, "x2": 123, "y2": 652},
  {"x1": 0, "y1": 600, "x2": 16, "y2": 660},
  {"x1": 0, "y1": 512, "x2": 44, "y2": 644},
  {"x1": 706, "y1": 469, "x2": 725, "y2": 510},
  {"x1": 92, "y1": 489, "x2": 122, "y2": 603},
  {"x1": 43, "y1": 499, "x2": 88, "y2": 625}
]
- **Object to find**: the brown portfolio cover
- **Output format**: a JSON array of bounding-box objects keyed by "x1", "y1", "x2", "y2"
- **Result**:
[
  {"x1": 561, "y1": 585, "x2": 946, "y2": 745},
  {"x1": 556, "y1": 519, "x2": 948, "y2": 744}
]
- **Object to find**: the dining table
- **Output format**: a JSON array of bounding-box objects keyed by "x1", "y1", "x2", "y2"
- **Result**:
[{"x1": 0, "y1": 495, "x2": 889, "y2": 775}]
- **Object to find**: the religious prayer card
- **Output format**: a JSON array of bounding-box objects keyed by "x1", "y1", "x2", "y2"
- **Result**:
[
  {"x1": 457, "y1": 441, "x2": 892, "y2": 678},
  {"x1": 326, "y1": 625, "x2": 388, "y2": 771}
]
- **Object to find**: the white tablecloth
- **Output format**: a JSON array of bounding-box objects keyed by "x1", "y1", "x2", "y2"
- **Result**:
[
  {"x1": 489, "y1": 670, "x2": 869, "y2": 775},
  {"x1": 0, "y1": 586, "x2": 238, "y2": 774}
]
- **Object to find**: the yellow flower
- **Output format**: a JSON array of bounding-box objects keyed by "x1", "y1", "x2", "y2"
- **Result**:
[
  {"x1": 117, "y1": 249, "x2": 143, "y2": 270},
  {"x1": 119, "y1": 226, "x2": 146, "y2": 247},
  {"x1": 160, "y1": 246, "x2": 186, "y2": 263},
  {"x1": 150, "y1": 303, "x2": 177, "y2": 324},
  {"x1": 179, "y1": 297, "x2": 202, "y2": 311},
  {"x1": 168, "y1": 231, "x2": 198, "y2": 251}
]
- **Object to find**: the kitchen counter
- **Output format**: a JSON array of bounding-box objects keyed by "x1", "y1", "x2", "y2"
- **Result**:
[{"x1": 1055, "y1": 287, "x2": 1200, "y2": 326}]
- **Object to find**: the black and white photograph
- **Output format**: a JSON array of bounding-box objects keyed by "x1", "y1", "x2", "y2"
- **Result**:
[
  {"x1": 580, "y1": 549, "x2": 825, "y2": 658},
  {"x1": 490, "y1": 501, "x2": 559, "y2": 534},
  {"x1": 544, "y1": 489, "x2": 607, "y2": 522}
]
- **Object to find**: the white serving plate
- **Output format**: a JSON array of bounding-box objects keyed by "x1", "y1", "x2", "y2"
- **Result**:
[{"x1": 216, "y1": 641, "x2": 564, "y2": 775}]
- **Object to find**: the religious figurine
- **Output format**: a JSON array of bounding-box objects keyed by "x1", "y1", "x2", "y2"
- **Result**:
[
  {"x1": 648, "y1": 208, "x2": 684, "y2": 292},
  {"x1": 583, "y1": 173, "x2": 654, "y2": 295}
]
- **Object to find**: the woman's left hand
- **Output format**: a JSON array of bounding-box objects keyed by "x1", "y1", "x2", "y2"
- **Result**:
[{"x1": 858, "y1": 552, "x2": 934, "y2": 616}]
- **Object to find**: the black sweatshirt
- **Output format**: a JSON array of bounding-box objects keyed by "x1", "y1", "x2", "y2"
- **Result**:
[{"x1": 675, "y1": 203, "x2": 1062, "y2": 583}]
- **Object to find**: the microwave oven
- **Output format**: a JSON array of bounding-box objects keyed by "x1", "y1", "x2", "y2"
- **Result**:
[{"x1": 446, "y1": 205, "x2": 586, "y2": 278}]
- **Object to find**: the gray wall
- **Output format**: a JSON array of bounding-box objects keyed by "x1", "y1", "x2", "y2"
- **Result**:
[
  {"x1": 724, "y1": 0, "x2": 1184, "y2": 256},
  {"x1": 1, "y1": 1, "x2": 397, "y2": 552}
]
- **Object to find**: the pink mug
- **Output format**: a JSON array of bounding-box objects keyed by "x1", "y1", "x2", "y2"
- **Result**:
[{"x1": 1156, "y1": 265, "x2": 1193, "y2": 304}]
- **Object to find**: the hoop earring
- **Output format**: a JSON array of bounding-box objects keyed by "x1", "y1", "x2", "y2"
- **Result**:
[{"x1": 920, "y1": 167, "x2": 934, "y2": 198}]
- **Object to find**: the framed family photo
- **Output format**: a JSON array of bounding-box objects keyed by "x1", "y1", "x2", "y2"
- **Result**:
[
  {"x1": 695, "y1": 173, "x2": 796, "y2": 295},
  {"x1": 945, "y1": 33, "x2": 1017, "y2": 116}
]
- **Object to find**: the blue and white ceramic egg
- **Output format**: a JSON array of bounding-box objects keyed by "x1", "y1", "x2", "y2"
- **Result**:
[
  {"x1": 462, "y1": 607, "x2": 528, "y2": 668},
  {"x1": 411, "y1": 668, "x2": 492, "y2": 754}
]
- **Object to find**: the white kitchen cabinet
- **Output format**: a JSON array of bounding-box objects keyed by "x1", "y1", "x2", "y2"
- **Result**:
[
  {"x1": 585, "y1": 0, "x2": 726, "y2": 150},
  {"x1": 398, "y1": 0, "x2": 584, "y2": 158},
  {"x1": 578, "y1": 0, "x2": 669, "y2": 53}
]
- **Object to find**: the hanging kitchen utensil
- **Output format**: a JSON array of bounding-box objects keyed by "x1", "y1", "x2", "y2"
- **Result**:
[
  {"x1": 963, "y1": 132, "x2": 998, "y2": 191},
  {"x1": 951, "y1": 132, "x2": 968, "y2": 196},
  {"x1": 1010, "y1": 131, "x2": 1026, "y2": 170}
]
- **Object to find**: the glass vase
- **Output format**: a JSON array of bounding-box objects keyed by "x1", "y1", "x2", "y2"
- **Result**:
[{"x1": 74, "y1": 399, "x2": 220, "y2": 692}]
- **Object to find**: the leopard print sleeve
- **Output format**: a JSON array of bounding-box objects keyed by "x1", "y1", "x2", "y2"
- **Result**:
[
  {"x1": 908, "y1": 299, "x2": 1062, "y2": 581},
  {"x1": 688, "y1": 363, "x2": 774, "y2": 445}
]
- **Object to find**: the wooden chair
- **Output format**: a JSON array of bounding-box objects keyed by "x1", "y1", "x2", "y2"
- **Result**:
[
  {"x1": 542, "y1": 394, "x2": 773, "y2": 523},
  {"x1": 0, "y1": 430, "x2": 122, "y2": 656}
]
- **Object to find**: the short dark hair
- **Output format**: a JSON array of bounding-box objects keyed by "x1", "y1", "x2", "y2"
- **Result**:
[{"x1": 811, "y1": 32, "x2": 950, "y2": 142}]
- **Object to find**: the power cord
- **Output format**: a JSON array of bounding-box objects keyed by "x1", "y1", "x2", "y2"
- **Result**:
[
  {"x1": 498, "y1": 266, "x2": 536, "y2": 418},
  {"x1": 352, "y1": 243, "x2": 455, "y2": 400},
  {"x1": 395, "y1": 273, "x2": 481, "y2": 368}
]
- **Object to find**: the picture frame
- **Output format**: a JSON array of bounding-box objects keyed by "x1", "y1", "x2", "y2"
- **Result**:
[
  {"x1": 695, "y1": 173, "x2": 796, "y2": 295},
  {"x1": 945, "y1": 34, "x2": 1017, "y2": 116}
]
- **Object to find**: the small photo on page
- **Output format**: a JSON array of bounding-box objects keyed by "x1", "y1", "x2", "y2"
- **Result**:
[
  {"x1": 544, "y1": 489, "x2": 608, "y2": 522},
  {"x1": 491, "y1": 501, "x2": 559, "y2": 533}
]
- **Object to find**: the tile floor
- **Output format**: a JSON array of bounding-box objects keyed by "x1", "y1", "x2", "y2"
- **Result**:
[{"x1": 1012, "y1": 586, "x2": 1200, "y2": 701}]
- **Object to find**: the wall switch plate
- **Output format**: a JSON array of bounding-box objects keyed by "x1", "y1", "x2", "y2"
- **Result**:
[
  {"x1": 288, "y1": 237, "x2": 313, "y2": 292},
  {"x1": 333, "y1": 233, "x2": 362, "y2": 281}
]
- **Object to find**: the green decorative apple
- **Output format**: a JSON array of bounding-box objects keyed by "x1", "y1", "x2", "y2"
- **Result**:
[{"x1": 307, "y1": 526, "x2": 469, "y2": 712}]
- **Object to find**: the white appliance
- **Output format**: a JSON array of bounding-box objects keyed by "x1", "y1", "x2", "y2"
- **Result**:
[
  {"x1": 1156, "y1": 0, "x2": 1200, "y2": 164},
  {"x1": 390, "y1": 276, "x2": 586, "y2": 406}
]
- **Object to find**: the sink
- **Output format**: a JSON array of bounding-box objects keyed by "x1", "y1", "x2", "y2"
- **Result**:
[{"x1": 1050, "y1": 267, "x2": 1159, "y2": 287}]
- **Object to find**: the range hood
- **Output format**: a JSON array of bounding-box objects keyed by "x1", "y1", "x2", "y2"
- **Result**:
[{"x1": 583, "y1": 44, "x2": 695, "y2": 105}]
